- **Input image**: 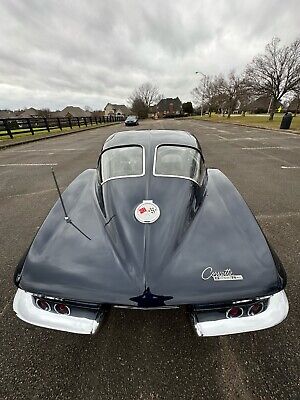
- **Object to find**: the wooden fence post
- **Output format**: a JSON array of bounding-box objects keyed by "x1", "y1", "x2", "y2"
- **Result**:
[
  {"x1": 27, "y1": 118, "x2": 34, "y2": 135},
  {"x1": 3, "y1": 119, "x2": 13, "y2": 139},
  {"x1": 68, "y1": 118, "x2": 73, "y2": 129},
  {"x1": 44, "y1": 117, "x2": 50, "y2": 132},
  {"x1": 57, "y1": 118, "x2": 62, "y2": 131}
]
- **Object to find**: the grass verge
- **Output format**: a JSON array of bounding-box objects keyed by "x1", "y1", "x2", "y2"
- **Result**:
[
  {"x1": 192, "y1": 113, "x2": 300, "y2": 132},
  {"x1": 0, "y1": 124, "x2": 106, "y2": 141}
]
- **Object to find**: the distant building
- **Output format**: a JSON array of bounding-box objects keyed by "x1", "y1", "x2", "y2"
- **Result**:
[
  {"x1": 247, "y1": 96, "x2": 282, "y2": 114},
  {"x1": 0, "y1": 110, "x2": 17, "y2": 118},
  {"x1": 58, "y1": 106, "x2": 91, "y2": 118},
  {"x1": 288, "y1": 96, "x2": 300, "y2": 114},
  {"x1": 91, "y1": 110, "x2": 105, "y2": 118},
  {"x1": 148, "y1": 105, "x2": 158, "y2": 119},
  {"x1": 156, "y1": 97, "x2": 182, "y2": 118},
  {"x1": 104, "y1": 103, "x2": 131, "y2": 117},
  {"x1": 18, "y1": 107, "x2": 39, "y2": 118}
]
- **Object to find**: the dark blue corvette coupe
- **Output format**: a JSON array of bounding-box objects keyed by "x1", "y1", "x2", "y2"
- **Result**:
[{"x1": 13, "y1": 130, "x2": 289, "y2": 336}]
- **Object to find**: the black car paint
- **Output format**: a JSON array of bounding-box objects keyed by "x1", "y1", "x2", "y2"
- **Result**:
[
  {"x1": 125, "y1": 116, "x2": 139, "y2": 126},
  {"x1": 15, "y1": 130, "x2": 286, "y2": 307}
]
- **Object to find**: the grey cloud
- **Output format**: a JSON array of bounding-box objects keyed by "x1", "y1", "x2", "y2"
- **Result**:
[{"x1": 0, "y1": 0, "x2": 299, "y2": 110}]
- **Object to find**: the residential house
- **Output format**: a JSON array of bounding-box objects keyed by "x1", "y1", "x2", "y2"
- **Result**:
[
  {"x1": 156, "y1": 97, "x2": 182, "y2": 118},
  {"x1": 0, "y1": 110, "x2": 17, "y2": 118},
  {"x1": 288, "y1": 97, "x2": 300, "y2": 114},
  {"x1": 148, "y1": 105, "x2": 158, "y2": 119},
  {"x1": 247, "y1": 96, "x2": 282, "y2": 114},
  {"x1": 18, "y1": 107, "x2": 39, "y2": 118},
  {"x1": 59, "y1": 106, "x2": 91, "y2": 118},
  {"x1": 104, "y1": 103, "x2": 131, "y2": 117}
]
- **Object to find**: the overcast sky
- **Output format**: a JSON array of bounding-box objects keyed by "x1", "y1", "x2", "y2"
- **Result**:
[{"x1": 0, "y1": 0, "x2": 299, "y2": 111}]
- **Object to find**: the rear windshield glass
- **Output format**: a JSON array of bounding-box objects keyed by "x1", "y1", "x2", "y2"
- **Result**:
[
  {"x1": 101, "y1": 146, "x2": 143, "y2": 182},
  {"x1": 154, "y1": 145, "x2": 201, "y2": 183}
]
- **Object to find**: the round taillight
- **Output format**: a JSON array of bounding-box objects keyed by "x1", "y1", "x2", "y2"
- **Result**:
[
  {"x1": 226, "y1": 306, "x2": 243, "y2": 319},
  {"x1": 54, "y1": 303, "x2": 70, "y2": 315},
  {"x1": 248, "y1": 302, "x2": 264, "y2": 316},
  {"x1": 36, "y1": 298, "x2": 51, "y2": 311}
]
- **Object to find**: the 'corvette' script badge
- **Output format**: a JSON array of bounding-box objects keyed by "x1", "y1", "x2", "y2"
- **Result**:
[
  {"x1": 135, "y1": 200, "x2": 160, "y2": 224},
  {"x1": 201, "y1": 266, "x2": 243, "y2": 281}
]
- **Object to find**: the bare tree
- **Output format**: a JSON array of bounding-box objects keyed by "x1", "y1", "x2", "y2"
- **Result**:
[
  {"x1": 192, "y1": 75, "x2": 225, "y2": 116},
  {"x1": 218, "y1": 72, "x2": 249, "y2": 118},
  {"x1": 192, "y1": 73, "x2": 248, "y2": 117},
  {"x1": 192, "y1": 74, "x2": 212, "y2": 115},
  {"x1": 129, "y1": 82, "x2": 162, "y2": 109},
  {"x1": 37, "y1": 108, "x2": 51, "y2": 118},
  {"x1": 246, "y1": 37, "x2": 300, "y2": 120},
  {"x1": 131, "y1": 98, "x2": 148, "y2": 118}
]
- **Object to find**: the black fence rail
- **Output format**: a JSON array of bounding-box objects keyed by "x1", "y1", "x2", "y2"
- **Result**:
[{"x1": 0, "y1": 115, "x2": 124, "y2": 139}]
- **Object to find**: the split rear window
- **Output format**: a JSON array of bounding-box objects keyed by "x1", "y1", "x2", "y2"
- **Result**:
[
  {"x1": 101, "y1": 146, "x2": 144, "y2": 183},
  {"x1": 154, "y1": 145, "x2": 202, "y2": 183}
]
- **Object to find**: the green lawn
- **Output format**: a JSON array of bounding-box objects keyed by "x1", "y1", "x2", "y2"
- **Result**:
[
  {"x1": 0, "y1": 123, "x2": 114, "y2": 142},
  {"x1": 192, "y1": 113, "x2": 300, "y2": 132}
]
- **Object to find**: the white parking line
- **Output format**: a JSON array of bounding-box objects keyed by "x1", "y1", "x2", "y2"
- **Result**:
[
  {"x1": 0, "y1": 163, "x2": 57, "y2": 167},
  {"x1": 218, "y1": 136, "x2": 262, "y2": 141},
  {"x1": 281, "y1": 166, "x2": 300, "y2": 169},
  {"x1": 242, "y1": 146, "x2": 300, "y2": 150},
  {"x1": 257, "y1": 211, "x2": 300, "y2": 220},
  {"x1": 0, "y1": 301, "x2": 10, "y2": 319},
  {"x1": 1, "y1": 188, "x2": 57, "y2": 200},
  {"x1": 6, "y1": 148, "x2": 79, "y2": 152}
]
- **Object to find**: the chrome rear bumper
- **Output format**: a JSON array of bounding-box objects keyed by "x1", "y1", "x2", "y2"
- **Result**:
[
  {"x1": 191, "y1": 290, "x2": 289, "y2": 337},
  {"x1": 13, "y1": 289, "x2": 104, "y2": 335}
]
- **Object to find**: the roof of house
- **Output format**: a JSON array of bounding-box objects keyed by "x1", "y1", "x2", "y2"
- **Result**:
[
  {"x1": 0, "y1": 110, "x2": 17, "y2": 118},
  {"x1": 247, "y1": 95, "x2": 282, "y2": 111},
  {"x1": 104, "y1": 103, "x2": 131, "y2": 114},
  {"x1": 18, "y1": 108, "x2": 39, "y2": 118},
  {"x1": 157, "y1": 97, "x2": 182, "y2": 112},
  {"x1": 288, "y1": 97, "x2": 300, "y2": 111},
  {"x1": 60, "y1": 106, "x2": 91, "y2": 117}
]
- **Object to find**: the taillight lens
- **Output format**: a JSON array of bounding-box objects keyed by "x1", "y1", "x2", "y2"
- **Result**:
[
  {"x1": 226, "y1": 306, "x2": 243, "y2": 318},
  {"x1": 54, "y1": 303, "x2": 70, "y2": 315},
  {"x1": 36, "y1": 298, "x2": 51, "y2": 311},
  {"x1": 248, "y1": 302, "x2": 264, "y2": 316}
]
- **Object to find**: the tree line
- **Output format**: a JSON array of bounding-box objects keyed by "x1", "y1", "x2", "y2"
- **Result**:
[{"x1": 192, "y1": 37, "x2": 300, "y2": 120}]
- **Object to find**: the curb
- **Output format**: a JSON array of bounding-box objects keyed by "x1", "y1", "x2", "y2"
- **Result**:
[
  {"x1": 0, "y1": 122, "x2": 121, "y2": 150},
  {"x1": 187, "y1": 118, "x2": 299, "y2": 134}
]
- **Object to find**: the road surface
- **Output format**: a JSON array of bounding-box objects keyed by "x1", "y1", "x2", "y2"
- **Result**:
[{"x1": 0, "y1": 119, "x2": 299, "y2": 400}]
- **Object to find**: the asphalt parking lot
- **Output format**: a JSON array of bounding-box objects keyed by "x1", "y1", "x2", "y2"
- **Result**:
[{"x1": 0, "y1": 119, "x2": 299, "y2": 400}]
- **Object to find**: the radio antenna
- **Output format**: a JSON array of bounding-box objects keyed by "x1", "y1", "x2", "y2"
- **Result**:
[
  {"x1": 51, "y1": 167, "x2": 91, "y2": 240},
  {"x1": 51, "y1": 167, "x2": 70, "y2": 222}
]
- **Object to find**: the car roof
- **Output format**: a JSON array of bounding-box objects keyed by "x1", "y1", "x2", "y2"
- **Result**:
[{"x1": 102, "y1": 130, "x2": 199, "y2": 151}]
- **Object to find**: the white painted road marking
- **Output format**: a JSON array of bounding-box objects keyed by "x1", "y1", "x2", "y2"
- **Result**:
[
  {"x1": 257, "y1": 211, "x2": 300, "y2": 220},
  {"x1": 281, "y1": 166, "x2": 300, "y2": 169},
  {"x1": 242, "y1": 146, "x2": 300, "y2": 150},
  {"x1": 0, "y1": 163, "x2": 57, "y2": 167},
  {"x1": 6, "y1": 148, "x2": 79, "y2": 152},
  {"x1": 1, "y1": 188, "x2": 57, "y2": 200}
]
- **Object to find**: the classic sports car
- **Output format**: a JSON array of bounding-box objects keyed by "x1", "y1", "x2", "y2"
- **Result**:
[
  {"x1": 125, "y1": 115, "x2": 139, "y2": 126},
  {"x1": 13, "y1": 130, "x2": 289, "y2": 336}
]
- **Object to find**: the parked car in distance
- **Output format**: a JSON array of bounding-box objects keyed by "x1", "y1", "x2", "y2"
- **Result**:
[{"x1": 125, "y1": 115, "x2": 139, "y2": 126}]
